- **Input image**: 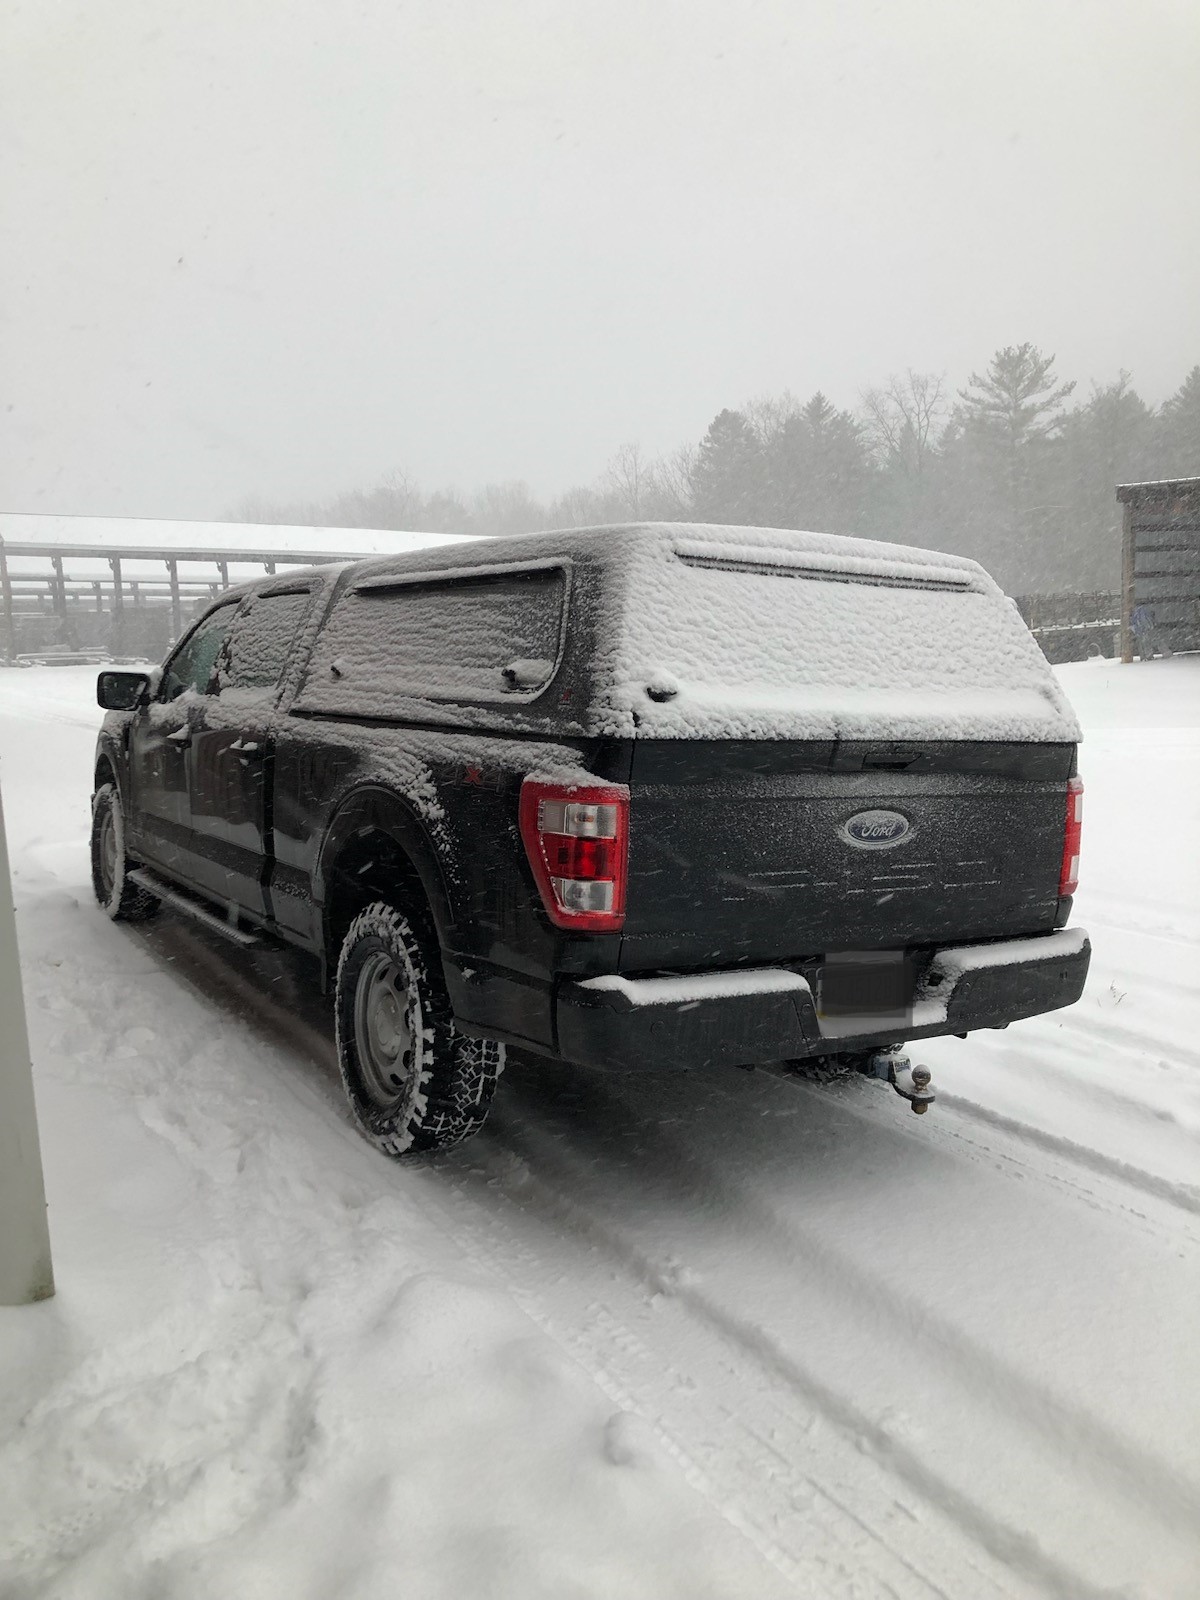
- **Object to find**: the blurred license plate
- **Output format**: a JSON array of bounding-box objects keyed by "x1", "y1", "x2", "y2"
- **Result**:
[{"x1": 816, "y1": 951, "x2": 912, "y2": 1018}]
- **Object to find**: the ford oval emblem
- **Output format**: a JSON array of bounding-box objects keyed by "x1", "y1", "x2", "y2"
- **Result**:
[{"x1": 839, "y1": 809, "x2": 912, "y2": 849}]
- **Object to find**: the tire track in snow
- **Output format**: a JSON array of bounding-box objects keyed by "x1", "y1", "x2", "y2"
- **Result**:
[
  {"x1": 488, "y1": 1075, "x2": 1200, "y2": 1540},
  {"x1": 922, "y1": 1011, "x2": 1200, "y2": 1215},
  {"x1": 108, "y1": 915, "x2": 1200, "y2": 1596},
  {"x1": 451, "y1": 1103, "x2": 1144, "y2": 1600},
  {"x1": 1056, "y1": 1008, "x2": 1200, "y2": 1071},
  {"x1": 915, "y1": 1017, "x2": 1196, "y2": 1158},
  {"x1": 961, "y1": 1030, "x2": 1200, "y2": 1155},
  {"x1": 112, "y1": 918, "x2": 1035, "y2": 1599},
  {"x1": 935, "y1": 1092, "x2": 1200, "y2": 1217},
  {"x1": 52, "y1": 899, "x2": 1200, "y2": 1598},
  {"x1": 1079, "y1": 962, "x2": 1196, "y2": 1005},
  {"x1": 427, "y1": 1133, "x2": 1024, "y2": 1600}
]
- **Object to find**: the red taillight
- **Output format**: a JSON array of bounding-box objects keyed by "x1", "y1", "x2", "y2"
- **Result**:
[
  {"x1": 519, "y1": 778, "x2": 629, "y2": 932},
  {"x1": 1059, "y1": 775, "x2": 1083, "y2": 897}
]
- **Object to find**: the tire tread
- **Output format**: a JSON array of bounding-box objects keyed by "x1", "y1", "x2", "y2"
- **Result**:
[
  {"x1": 91, "y1": 783, "x2": 159, "y2": 922},
  {"x1": 335, "y1": 900, "x2": 500, "y2": 1158}
]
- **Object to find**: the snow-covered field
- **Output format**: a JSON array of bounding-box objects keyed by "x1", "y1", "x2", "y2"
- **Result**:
[{"x1": 1, "y1": 657, "x2": 1198, "y2": 1600}]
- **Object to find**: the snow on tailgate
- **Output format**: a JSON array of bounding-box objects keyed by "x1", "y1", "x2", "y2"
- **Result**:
[{"x1": 593, "y1": 525, "x2": 1082, "y2": 743}]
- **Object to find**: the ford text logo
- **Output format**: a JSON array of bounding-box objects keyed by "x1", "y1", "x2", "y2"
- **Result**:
[{"x1": 839, "y1": 809, "x2": 912, "y2": 849}]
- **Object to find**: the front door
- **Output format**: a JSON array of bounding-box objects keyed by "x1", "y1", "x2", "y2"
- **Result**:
[{"x1": 128, "y1": 602, "x2": 238, "y2": 878}]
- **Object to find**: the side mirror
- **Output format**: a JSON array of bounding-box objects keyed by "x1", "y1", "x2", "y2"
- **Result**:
[{"x1": 97, "y1": 670, "x2": 151, "y2": 711}]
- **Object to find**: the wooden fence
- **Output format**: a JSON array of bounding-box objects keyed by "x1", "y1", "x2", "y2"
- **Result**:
[{"x1": 0, "y1": 539, "x2": 377, "y2": 663}]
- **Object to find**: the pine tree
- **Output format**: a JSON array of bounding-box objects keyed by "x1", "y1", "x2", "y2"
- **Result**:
[
  {"x1": 958, "y1": 345, "x2": 1076, "y2": 444},
  {"x1": 1059, "y1": 374, "x2": 1155, "y2": 589},
  {"x1": 1154, "y1": 366, "x2": 1200, "y2": 477},
  {"x1": 763, "y1": 393, "x2": 871, "y2": 533},
  {"x1": 421, "y1": 490, "x2": 473, "y2": 533},
  {"x1": 688, "y1": 410, "x2": 763, "y2": 524},
  {"x1": 956, "y1": 344, "x2": 1076, "y2": 590}
]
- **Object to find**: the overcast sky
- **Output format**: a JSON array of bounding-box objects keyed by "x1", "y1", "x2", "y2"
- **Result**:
[{"x1": 3, "y1": 0, "x2": 1198, "y2": 520}]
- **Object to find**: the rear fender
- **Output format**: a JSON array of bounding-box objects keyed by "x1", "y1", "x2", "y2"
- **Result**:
[{"x1": 316, "y1": 784, "x2": 455, "y2": 976}]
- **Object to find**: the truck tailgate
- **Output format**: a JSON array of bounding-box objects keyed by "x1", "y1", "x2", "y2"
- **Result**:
[{"x1": 619, "y1": 738, "x2": 1073, "y2": 972}]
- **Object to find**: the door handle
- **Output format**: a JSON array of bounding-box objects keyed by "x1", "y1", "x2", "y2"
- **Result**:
[{"x1": 863, "y1": 753, "x2": 919, "y2": 770}]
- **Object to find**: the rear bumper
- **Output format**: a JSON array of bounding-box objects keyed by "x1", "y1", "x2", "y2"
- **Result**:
[{"x1": 554, "y1": 928, "x2": 1091, "y2": 1071}]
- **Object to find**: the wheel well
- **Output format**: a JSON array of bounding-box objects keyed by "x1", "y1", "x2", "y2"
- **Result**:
[
  {"x1": 94, "y1": 754, "x2": 116, "y2": 793},
  {"x1": 324, "y1": 828, "x2": 435, "y2": 979}
]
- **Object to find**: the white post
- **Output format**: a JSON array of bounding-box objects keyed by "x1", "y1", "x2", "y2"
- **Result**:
[{"x1": 0, "y1": 766, "x2": 54, "y2": 1303}]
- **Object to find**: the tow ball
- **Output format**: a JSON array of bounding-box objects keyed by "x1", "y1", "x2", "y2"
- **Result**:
[{"x1": 858, "y1": 1052, "x2": 936, "y2": 1114}]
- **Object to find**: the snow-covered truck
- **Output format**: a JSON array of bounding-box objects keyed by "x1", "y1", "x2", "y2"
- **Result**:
[{"x1": 89, "y1": 523, "x2": 1090, "y2": 1155}]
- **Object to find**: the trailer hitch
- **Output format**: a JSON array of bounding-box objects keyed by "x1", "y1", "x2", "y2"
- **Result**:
[{"x1": 858, "y1": 1052, "x2": 936, "y2": 1114}]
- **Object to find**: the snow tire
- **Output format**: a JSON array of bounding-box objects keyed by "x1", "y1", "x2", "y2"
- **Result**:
[
  {"x1": 335, "y1": 899, "x2": 501, "y2": 1158},
  {"x1": 90, "y1": 782, "x2": 160, "y2": 922}
]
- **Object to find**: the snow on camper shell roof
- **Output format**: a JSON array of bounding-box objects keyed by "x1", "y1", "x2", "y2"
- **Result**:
[{"x1": 322, "y1": 523, "x2": 1082, "y2": 745}]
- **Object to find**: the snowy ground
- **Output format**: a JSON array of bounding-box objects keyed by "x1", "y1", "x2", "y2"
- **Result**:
[{"x1": 1, "y1": 657, "x2": 1198, "y2": 1600}]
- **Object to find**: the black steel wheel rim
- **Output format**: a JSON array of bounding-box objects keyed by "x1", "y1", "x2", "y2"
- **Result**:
[{"x1": 354, "y1": 949, "x2": 415, "y2": 1111}]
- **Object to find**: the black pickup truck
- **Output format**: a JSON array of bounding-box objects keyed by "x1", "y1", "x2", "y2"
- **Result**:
[{"x1": 92, "y1": 523, "x2": 1090, "y2": 1156}]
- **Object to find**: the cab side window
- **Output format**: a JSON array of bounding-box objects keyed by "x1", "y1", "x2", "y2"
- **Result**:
[
  {"x1": 220, "y1": 591, "x2": 312, "y2": 692},
  {"x1": 160, "y1": 605, "x2": 238, "y2": 701}
]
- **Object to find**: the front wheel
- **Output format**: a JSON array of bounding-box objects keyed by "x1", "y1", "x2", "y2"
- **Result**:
[
  {"x1": 90, "y1": 783, "x2": 159, "y2": 922},
  {"x1": 335, "y1": 901, "x2": 501, "y2": 1158}
]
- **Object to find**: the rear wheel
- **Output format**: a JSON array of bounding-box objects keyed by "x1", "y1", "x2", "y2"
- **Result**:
[
  {"x1": 90, "y1": 783, "x2": 159, "y2": 922},
  {"x1": 335, "y1": 900, "x2": 501, "y2": 1158}
]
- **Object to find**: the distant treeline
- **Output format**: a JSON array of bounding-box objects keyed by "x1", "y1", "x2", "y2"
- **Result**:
[{"x1": 231, "y1": 346, "x2": 1200, "y2": 594}]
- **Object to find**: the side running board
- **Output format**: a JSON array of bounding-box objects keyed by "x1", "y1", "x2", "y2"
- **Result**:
[{"x1": 127, "y1": 868, "x2": 262, "y2": 948}]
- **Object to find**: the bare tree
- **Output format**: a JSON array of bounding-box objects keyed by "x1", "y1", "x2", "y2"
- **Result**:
[
  {"x1": 641, "y1": 443, "x2": 697, "y2": 519},
  {"x1": 604, "y1": 442, "x2": 650, "y2": 518},
  {"x1": 469, "y1": 480, "x2": 547, "y2": 537},
  {"x1": 860, "y1": 370, "x2": 947, "y2": 478},
  {"x1": 546, "y1": 483, "x2": 624, "y2": 528},
  {"x1": 226, "y1": 469, "x2": 427, "y2": 530},
  {"x1": 225, "y1": 491, "x2": 313, "y2": 525},
  {"x1": 742, "y1": 391, "x2": 798, "y2": 448},
  {"x1": 321, "y1": 469, "x2": 425, "y2": 530}
]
